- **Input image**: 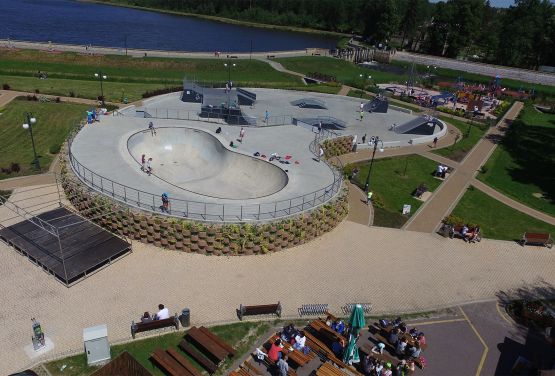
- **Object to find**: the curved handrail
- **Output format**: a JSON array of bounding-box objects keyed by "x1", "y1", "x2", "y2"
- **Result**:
[{"x1": 66, "y1": 122, "x2": 343, "y2": 223}]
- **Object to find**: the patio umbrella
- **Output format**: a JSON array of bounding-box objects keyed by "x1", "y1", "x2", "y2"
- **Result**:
[{"x1": 342, "y1": 304, "x2": 366, "y2": 364}]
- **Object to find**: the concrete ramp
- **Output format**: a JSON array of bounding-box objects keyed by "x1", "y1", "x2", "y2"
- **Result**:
[
  {"x1": 127, "y1": 128, "x2": 288, "y2": 199},
  {"x1": 363, "y1": 97, "x2": 388, "y2": 113},
  {"x1": 291, "y1": 98, "x2": 328, "y2": 110},
  {"x1": 394, "y1": 116, "x2": 440, "y2": 135},
  {"x1": 294, "y1": 116, "x2": 346, "y2": 130},
  {"x1": 237, "y1": 88, "x2": 257, "y2": 106}
]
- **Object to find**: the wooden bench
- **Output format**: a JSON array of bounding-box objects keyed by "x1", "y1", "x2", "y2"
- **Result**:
[
  {"x1": 317, "y1": 362, "x2": 350, "y2": 376},
  {"x1": 132, "y1": 314, "x2": 179, "y2": 338},
  {"x1": 187, "y1": 326, "x2": 230, "y2": 363},
  {"x1": 150, "y1": 348, "x2": 188, "y2": 376},
  {"x1": 179, "y1": 340, "x2": 218, "y2": 373},
  {"x1": 238, "y1": 302, "x2": 282, "y2": 320},
  {"x1": 199, "y1": 326, "x2": 236, "y2": 356},
  {"x1": 302, "y1": 331, "x2": 362, "y2": 376},
  {"x1": 167, "y1": 348, "x2": 204, "y2": 376},
  {"x1": 520, "y1": 232, "x2": 553, "y2": 248},
  {"x1": 242, "y1": 360, "x2": 263, "y2": 376}
]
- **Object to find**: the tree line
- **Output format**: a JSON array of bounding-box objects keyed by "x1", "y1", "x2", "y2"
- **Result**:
[{"x1": 102, "y1": 0, "x2": 555, "y2": 69}]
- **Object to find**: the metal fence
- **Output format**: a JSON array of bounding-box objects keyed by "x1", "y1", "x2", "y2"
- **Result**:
[{"x1": 67, "y1": 124, "x2": 343, "y2": 223}]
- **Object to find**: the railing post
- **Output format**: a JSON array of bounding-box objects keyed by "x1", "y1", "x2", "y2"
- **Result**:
[
  {"x1": 100, "y1": 177, "x2": 103, "y2": 192},
  {"x1": 124, "y1": 187, "x2": 127, "y2": 202},
  {"x1": 222, "y1": 205, "x2": 225, "y2": 221},
  {"x1": 274, "y1": 202, "x2": 277, "y2": 218},
  {"x1": 204, "y1": 202, "x2": 207, "y2": 220},
  {"x1": 288, "y1": 199, "x2": 292, "y2": 215},
  {"x1": 152, "y1": 195, "x2": 155, "y2": 211},
  {"x1": 313, "y1": 192, "x2": 317, "y2": 206},
  {"x1": 137, "y1": 191, "x2": 140, "y2": 207},
  {"x1": 240, "y1": 205, "x2": 243, "y2": 220},
  {"x1": 111, "y1": 180, "x2": 114, "y2": 195},
  {"x1": 258, "y1": 204, "x2": 261, "y2": 220}
]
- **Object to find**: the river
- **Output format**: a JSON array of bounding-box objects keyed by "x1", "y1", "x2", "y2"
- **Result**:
[{"x1": 0, "y1": 0, "x2": 339, "y2": 52}]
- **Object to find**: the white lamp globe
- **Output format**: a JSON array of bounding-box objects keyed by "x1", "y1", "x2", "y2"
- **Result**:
[
  {"x1": 30, "y1": 117, "x2": 36, "y2": 124},
  {"x1": 22, "y1": 123, "x2": 29, "y2": 130}
]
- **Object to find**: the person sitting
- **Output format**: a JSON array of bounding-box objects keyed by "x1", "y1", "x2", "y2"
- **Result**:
[
  {"x1": 293, "y1": 331, "x2": 306, "y2": 351},
  {"x1": 441, "y1": 165, "x2": 448, "y2": 179},
  {"x1": 382, "y1": 362, "x2": 393, "y2": 376},
  {"x1": 215, "y1": 127, "x2": 222, "y2": 134},
  {"x1": 331, "y1": 338, "x2": 345, "y2": 357},
  {"x1": 333, "y1": 320, "x2": 345, "y2": 334},
  {"x1": 415, "y1": 184, "x2": 428, "y2": 199},
  {"x1": 460, "y1": 224, "x2": 469, "y2": 240},
  {"x1": 155, "y1": 304, "x2": 169, "y2": 320},
  {"x1": 409, "y1": 327, "x2": 419, "y2": 338},
  {"x1": 389, "y1": 327, "x2": 400, "y2": 345},
  {"x1": 467, "y1": 226, "x2": 481, "y2": 243},
  {"x1": 406, "y1": 342, "x2": 421, "y2": 359},
  {"x1": 281, "y1": 323, "x2": 295, "y2": 342},
  {"x1": 140, "y1": 311, "x2": 152, "y2": 323},
  {"x1": 417, "y1": 332, "x2": 426, "y2": 347},
  {"x1": 398, "y1": 322, "x2": 407, "y2": 334},
  {"x1": 371, "y1": 342, "x2": 385, "y2": 355},
  {"x1": 396, "y1": 338, "x2": 407, "y2": 356},
  {"x1": 374, "y1": 361, "x2": 384, "y2": 376},
  {"x1": 268, "y1": 339, "x2": 283, "y2": 362},
  {"x1": 361, "y1": 353, "x2": 374, "y2": 375}
]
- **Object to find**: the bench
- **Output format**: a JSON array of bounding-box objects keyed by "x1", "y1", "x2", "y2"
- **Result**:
[
  {"x1": 267, "y1": 334, "x2": 314, "y2": 367},
  {"x1": 302, "y1": 331, "x2": 362, "y2": 376},
  {"x1": 150, "y1": 348, "x2": 188, "y2": 376},
  {"x1": 179, "y1": 340, "x2": 218, "y2": 373},
  {"x1": 317, "y1": 362, "x2": 350, "y2": 376},
  {"x1": 520, "y1": 232, "x2": 553, "y2": 248},
  {"x1": 242, "y1": 360, "x2": 263, "y2": 376},
  {"x1": 187, "y1": 326, "x2": 231, "y2": 363},
  {"x1": 238, "y1": 302, "x2": 282, "y2": 320},
  {"x1": 360, "y1": 345, "x2": 414, "y2": 375},
  {"x1": 132, "y1": 314, "x2": 179, "y2": 339},
  {"x1": 167, "y1": 348, "x2": 204, "y2": 376},
  {"x1": 199, "y1": 326, "x2": 236, "y2": 356}
]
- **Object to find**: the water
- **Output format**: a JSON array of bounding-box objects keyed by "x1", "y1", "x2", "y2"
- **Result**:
[{"x1": 0, "y1": 0, "x2": 338, "y2": 52}]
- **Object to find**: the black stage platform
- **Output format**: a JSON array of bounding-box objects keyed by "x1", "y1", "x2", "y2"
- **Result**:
[{"x1": 0, "y1": 207, "x2": 131, "y2": 286}]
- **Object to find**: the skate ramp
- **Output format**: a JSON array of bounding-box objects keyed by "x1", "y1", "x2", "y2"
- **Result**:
[
  {"x1": 394, "y1": 116, "x2": 441, "y2": 135},
  {"x1": 291, "y1": 98, "x2": 328, "y2": 109},
  {"x1": 363, "y1": 97, "x2": 388, "y2": 113},
  {"x1": 127, "y1": 128, "x2": 288, "y2": 199}
]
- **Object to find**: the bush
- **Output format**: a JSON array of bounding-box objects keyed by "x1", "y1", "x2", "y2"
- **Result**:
[
  {"x1": 68, "y1": 91, "x2": 75, "y2": 97},
  {"x1": 0, "y1": 167, "x2": 11, "y2": 174},
  {"x1": 49, "y1": 144, "x2": 61, "y2": 154},
  {"x1": 2, "y1": 83, "x2": 10, "y2": 90},
  {"x1": 55, "y1": 97, "x2": 61, "y2": 103},
  {"x1": 10, "y1": 163, "x2": 20, "y2": 173},
  {"x1": 34, "y1": 89, "x2": 40, "y2": 94}
]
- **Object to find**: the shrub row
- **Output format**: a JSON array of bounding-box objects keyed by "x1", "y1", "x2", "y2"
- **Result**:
[{"x1": 322, "y1": 136, "x2": 354, "y2": 158}]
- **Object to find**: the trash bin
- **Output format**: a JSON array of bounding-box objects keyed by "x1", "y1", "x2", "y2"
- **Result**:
[{"x1": 180, "y1": 308, "x2": 190, "y2": 327}]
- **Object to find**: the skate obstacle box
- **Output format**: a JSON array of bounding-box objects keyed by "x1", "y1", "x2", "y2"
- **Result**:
[{"x1": 363, "y1": 97, "x2": 389, "y2": 113}]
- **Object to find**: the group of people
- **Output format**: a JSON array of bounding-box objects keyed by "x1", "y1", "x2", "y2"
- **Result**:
[
  {"x1": 435, "y1": 164, "x2": 449, "y2": 179},
  {"x1": 140, "y1": 154, "x2": 153, "y2": 175},
  {"x1": 362, "y1": 354, "x2": 415, "y2": 376},
  {"x1": 460, "y1": 224, "x2": 481, "y2": 243},
  {"x1": 139, "y1": 304, "x2": 170, "y2": 323}
]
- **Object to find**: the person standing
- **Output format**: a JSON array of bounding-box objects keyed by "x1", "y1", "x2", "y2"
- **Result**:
[
  {"x1": 362, "y1": 133, "x2": 367, "y2": 144},
  {"x1": 239, "y1": 127, "x2": 245, "y2": 142},
  {"x1": 148, "y1": 121, "x2": 156, "y2": 137},
  {"x1": 161, "y1": 193, "x2": 169, "y2": 213},
  {"x1": 146, "y1": 158, "x2": 153, "y2": 175},
  {"x1": 360, "y1": 110, "x2": 364, "y2": 121},
  {"x1": 360, "y1": 102, "x2": 364, "y2": 112},
  {"x1": 318, "y1": 146, "x2": 324, "y2": 162},
  {"x1": 141, "y1": 154, "x2": 146, "y2": 171},
  {"x1": 277, "y1": 355, "x2": 289, "y2": 376},
  {"x1": 264, "y1": 110, "x2": 269, "y2": 123},
  {"x1": 366, "y1": 190, "x2": 373, "y2": 205},
  {"x1": 432, "y1": 136, "x2": 438, "y2": 148}
]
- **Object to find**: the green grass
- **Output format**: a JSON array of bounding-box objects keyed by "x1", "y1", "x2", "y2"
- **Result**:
[
  {"x1": 277, "y1": 56, "x2": 406, "y2": 85},
  {"x1": 346, "y1": 155, "x2": 443, "y2": 228},
  {"x1": 284, "y1": 84, "x2": 341, "y2": 94},
  {"x1": 0, "y1": 98, "x2": 89, "y2": 179},
  {"x1": 478, "y1": 102, "x2": 555, "y2": 216},
  {"x1": 433, "y1": 116, "x2": 488, "y2": 162},
  {"x1": 0, "y1": 49, "x2": 300, "y2": 102},
  {"x1": 451, "y1": 187, "x2": 555, "y2": 241},
  {"x1": 45, "y1": 322, "x2": 270, "y2": 376}
]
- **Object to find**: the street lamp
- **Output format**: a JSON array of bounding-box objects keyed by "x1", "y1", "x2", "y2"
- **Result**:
[
  {"x1": 364, "y1": 136, "x2": 384, "y2": 192},
  {"x1": 224, "y1": 62, "x2": 236, "y2": 114},
  {"x1": 22, "y1": 113, "x2": 39, "y2": 170},
  {"x1": 94, "y1": 71, "x2": 107, "y2": 106},
  {"x1": 359, "y1": 73, "x2": 372, "y2": 98}
]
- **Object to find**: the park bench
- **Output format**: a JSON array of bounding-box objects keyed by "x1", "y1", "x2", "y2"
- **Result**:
[
  {"x1": 238, "y1": 302, "x2": 282, "y2": 320},
  {"x1": 150, "y1": 348, "x2": 189, "y2": 376},
  {"x1": 199, "y1": 326, "x2": 236, "y2": 356},
  {"x1": 187, "y1": 326, "x2": 231, "y2": 363},
  {"x1": 167, "y1": 348, "x2": 204, "y2": 376},
  {"x1": 316, "y1": 362, "x2": 350, "y2": 376},
  {"x1": 241, "y1": 360, "x2": 263, "y2": 376},
  {"x1": 131, "y1": 314, "x2": 179, "y2": 339},
  {"x1": 520, "y1": 232, "x2": 553, "y2": 248},
  {"x1": 179, "y1": 340, "x2": 219, "y2": 374}
]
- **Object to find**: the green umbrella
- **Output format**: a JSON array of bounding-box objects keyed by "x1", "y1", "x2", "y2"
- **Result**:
[{"x1": 342, "y1": 305, "x2": 366, "y2": 364}]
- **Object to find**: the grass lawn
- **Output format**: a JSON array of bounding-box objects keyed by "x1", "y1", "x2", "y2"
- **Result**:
[
  {"x1": 478, "y1": 102, "x2": 555, "y2": 216},
  {"x1": 451, "y1": 187, "x2": 555, "y2": 241},
  {"x1": 277, "y1": 56, "x2": 406, "y2": 85},
  {"x1": 284, "y1": 84, "x2": 341, "y2": 94},
  {"x1": 45, "y1": 321, "x2": 270, "y2": 376},
  {"x1": 346, "y1": 155, "x2": 443, "y2": 228},
  {"x1": 433, "y1": 116, "x2": 488, "y2": 162},
  {"x1": 0, "y1": 49, "x2": 300, "y2": 102},
  {"x1": 0, "y1": 98, "x2": 89, "y2": 179}
]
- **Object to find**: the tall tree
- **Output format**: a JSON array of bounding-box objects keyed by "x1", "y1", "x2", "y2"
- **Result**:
[
  {"x1": 399, "y1": 0, "x2": 424, "y2": 49},
  {"x1": 363, "y1": 0, "x2": 400, "y2": 46}
]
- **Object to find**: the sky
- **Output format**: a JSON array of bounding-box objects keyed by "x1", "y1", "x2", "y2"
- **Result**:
[{"x1": 431, "y1": 0, "x2": 554, "y2": 7}]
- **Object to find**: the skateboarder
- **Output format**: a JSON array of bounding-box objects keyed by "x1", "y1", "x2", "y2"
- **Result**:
[
  {"x1": 264, "y1": 110, "x2": 269, "y2": 123},
  {"x1": 146, "y1": 158, "x2": 153, "y2": 175},
  {"x1": 432, "y1": 137, "x2": 438, "y2": 148},
  {"x1": 148, "y1": 121, "x2": 157, "y2": 136},
  {"x1": 360, "y1": 110, "x2": 364, "y2": 121}
]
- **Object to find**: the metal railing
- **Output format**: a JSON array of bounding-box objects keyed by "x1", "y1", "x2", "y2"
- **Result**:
[{"x1": 67, "y1": 124, "x2": 343, "y2": 223}]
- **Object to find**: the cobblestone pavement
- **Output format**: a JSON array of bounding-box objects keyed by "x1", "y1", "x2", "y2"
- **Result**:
[{"x1": 1, "y1": 185, "x2": 555, "y2": 373}]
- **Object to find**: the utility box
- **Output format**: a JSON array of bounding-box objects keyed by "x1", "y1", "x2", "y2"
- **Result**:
[
  {"x1": 180, "y1": 308, "x2": 190, "y2": 328},
  {"x1": 83, "y1": 324, "x2": 110, "y2": 366}
]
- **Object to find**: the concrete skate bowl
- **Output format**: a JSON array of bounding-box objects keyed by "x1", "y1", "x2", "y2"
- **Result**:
[{"x1": 127, "y1": 127, "x2": 288, "y2": 200}]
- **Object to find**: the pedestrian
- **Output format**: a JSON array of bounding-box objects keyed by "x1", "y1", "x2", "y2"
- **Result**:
[
  {"x1": 366, "y1": 190, "x2": 373, "y2": 205},
  {"x1": 318, "y1": 146, "x2": 324, "y2": 162},
  {"x1": 362, "y1": 133, "x2": 366, "y2": 144},
  {"x1": 141, "y1": 154, "x2": 146, "y2": 171},
  {"x1": 239, "y1": 127, "x2": 245, "y2": 142},
  {"x1": 148, "y1": 121, "x2": 156, "y2": 136},
  {"x1": 360, "y1": 102, "x2": 364, "y2": 112},
  {"x1": 161, "y1": 193, "x2": 169, "y2": 213},
  {"x1": 318, "y1": 121, "x2": 322, "y2": 133},
  {"x1": 146, "y1": 158, "x2": 153, "y2": 175},
  {"x1": 433, "y1": 137, "x2": 438, "y2": 148},
  {"x1": 264, "y1": 110, "x2": 269, "y2": 123},
  {"x1": 360, "y1": 110, "x2": 364, "y2": 121}
]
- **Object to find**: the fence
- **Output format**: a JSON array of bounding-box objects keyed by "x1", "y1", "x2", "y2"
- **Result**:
[{"x1": 67, "y1": 125, "x2": 343, "y2": 223}]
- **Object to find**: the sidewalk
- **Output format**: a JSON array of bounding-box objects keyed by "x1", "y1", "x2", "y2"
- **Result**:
[{"x1": 404, "y1": 102, "x2": 524, "y2": 233}]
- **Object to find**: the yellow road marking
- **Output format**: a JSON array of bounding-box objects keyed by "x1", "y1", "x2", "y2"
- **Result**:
[
  {"x1": 459, "y1": 306, "x2": 489, "y2": 376},
  {"x1": 495, "y1": 302, "x2": 514, "y2": 325},
  {"x1": 407, "y1": 318, "x2": 466, "y2": 326}
]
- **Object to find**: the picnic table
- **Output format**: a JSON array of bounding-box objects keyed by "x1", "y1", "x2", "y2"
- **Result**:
[
  {"x1": 267, "y1": 334, "x2": 314, "y2": 367},
  {"x1": 316, "y1": 362, "x2": 350, "y2": 376}
]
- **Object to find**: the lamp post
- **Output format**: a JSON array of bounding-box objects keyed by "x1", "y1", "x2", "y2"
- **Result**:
[
  {"x1": 359, "y1": 73, "x2": 371, "y2": 98},
  {"x1": 224, "y1": 62, "x2": 236, "y2": 115},
  {"x1": 94, "y1": 71, "x2": 107, "y2": 106},
  {"x1": 22, "y1": 113, "x2": 39, "y2": 170},
  {"x1": 364, "y1": 136, "x2": 384, "y2": 192}
]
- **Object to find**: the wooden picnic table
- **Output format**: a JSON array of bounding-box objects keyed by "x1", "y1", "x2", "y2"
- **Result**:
[
  {"x1": 316, "y1": 362, "x2": 350, "y2": 376},
  {"x1": 268, "y1": 334, "x2": 313, "y2": 367},
  {"x1": 376, "y1": 324, "x2": 427, "y2": 350},
  {"x1": 187, "y1": 326, "x2": 229, "y2": 363}
]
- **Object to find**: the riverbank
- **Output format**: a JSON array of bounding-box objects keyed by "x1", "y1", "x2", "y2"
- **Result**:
[{"x1": 80, "y1": 0, "x2": 348, "y2": 38}]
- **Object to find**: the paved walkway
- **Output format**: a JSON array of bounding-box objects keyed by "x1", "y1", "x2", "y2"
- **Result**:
[
  {"x1": 1, "y1": 184, "x2": 554, "y2": 374},
  {"x1": 403, "y1": 102, "x2": 524, "y2": 233},
  {"x1": 346, "y1": 181, "x2": 372, "y2": 225}
]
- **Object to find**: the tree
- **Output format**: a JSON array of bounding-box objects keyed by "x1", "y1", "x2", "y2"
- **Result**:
[
  {"x1": 400, "y1": 0, "x2": 425, "y2": 49},
  {"x1": 363, "y1": 0, "x2": 400, "y2": 46},
  {"x1": 444, "y1": 0, "x2": 484, "y2": 58}
]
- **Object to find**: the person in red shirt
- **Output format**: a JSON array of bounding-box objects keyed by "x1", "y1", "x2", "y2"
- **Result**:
[{"x1": 268, "y1": 339, "x2": 283, "y2": 362}]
